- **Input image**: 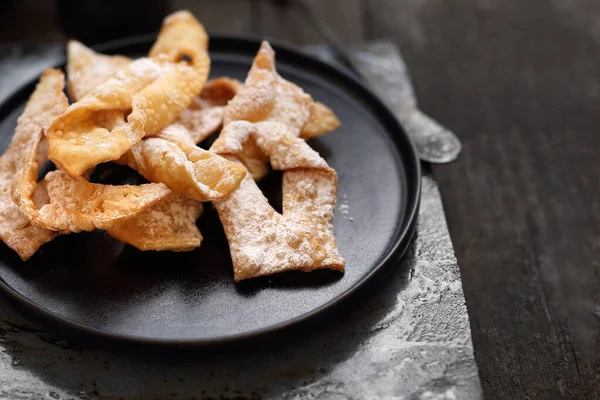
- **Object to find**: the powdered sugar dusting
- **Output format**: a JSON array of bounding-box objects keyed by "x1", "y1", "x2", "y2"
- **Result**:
[
  {"x1": 223, "y1": 41, "x2": 312, "y2": 135},
  {"x1": 67, "y1": 41, "x2": 132, "y2": 101},
  {"x1": 121, "y1": 58, "x2": 166, "y2": 79},
  {"x1": 108, "y1": 192, "x2": 203, "y2": 252},
  {"x1": 93, "y1": 58, "x2": 166, "y2": 99},
  {"x1": 339, "y1": 194, "x2": 353, "y2": 222},
  {"x1": 215, "y1": 172, "x2": 340, "y2": 281},
  {"x1": 106, "y1": 124, "x2": 214, "y2": 251},
  {"x1": 210, "y1": 40, "x2": 345, "y2": 281},
  {"x1": 178, "y1": 106, "x2": 224, "y2": 144},
  {"x1": 136, "y1": 193, "x2": 200, "y2": 237},
  {"x1": 212, "y1": 118, "x2": 344, "y2": 281}
]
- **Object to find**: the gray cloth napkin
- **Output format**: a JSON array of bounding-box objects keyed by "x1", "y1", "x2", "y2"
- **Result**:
[{"x1": 0, "y1": 42, "x2": 482, "y2": 399}]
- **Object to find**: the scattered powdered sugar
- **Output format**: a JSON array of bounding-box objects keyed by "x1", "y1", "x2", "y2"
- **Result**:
[
  {"x1": 122, "y1": 57, "x2": 167, "y2": 78},
  {"x1": 212, "y1": 119, "x2": 345, "y2": 281},
  {"x1": 223, "y1": 41, "x2": 312, "y2": 135},
  {"x1": 215, "y1": 172, "x2": 343, "y2": 281},
  {"x1": 339, "y1": 194, "x2": 353, "y2": 222},
  {"x1": 91, "y1": 59, "x2": 123, "y2": 77},
  {"x1": 145, "y1": 193, "x2": 202, "y2": 234},
  {"x1": 216, "y1": 121, "x2": 253, "y2": 153},
  {"x1": 208, "y1": 40, "x2": 345, "y2": 281},
  {"x1": 178, "y1": 106, "x2": 224, "y2": 144},
  {"x1": 268, "y1": 78, "x2": 312, "y2": 132},
  {"x1": 108, "y1": 191, "x2": 203, "y2": 252},
  {"x1": 94, "y1": 58, "x2": 167, "y2": 98},
  {"x1": 66, "y1": 41, "x2": 132, "y2": 101}
]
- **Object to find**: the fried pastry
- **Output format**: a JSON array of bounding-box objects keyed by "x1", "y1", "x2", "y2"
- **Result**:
[
  {"x1": 108, "y1": 125, "x2": 212, "y2": 251},
  {"x1": 109, "y1": 121, "x2": 245, "y2": 250},
  {"x1": 179, "y1": 77, "x2": 241, "y2": 143},
  {"x1": 63, "y1": 38, "x2": 244, "y2": 251},
  {"x1": 222, "y1": 41, "x2": 339, "y2": 180},
  {"x1": 224, "y1": 42, "x2": 340, "y2": 140},
  {"x1": 223, "y1": 42, "x2": 312, "y2": 131},
  {"x1": 0, "y1": 69, "x2": 67, "y2": 260},
  {"x1": 107, "y1": 192, "x2": 203, "y2": 252},
  {"x1": 63, "y1": 35, "x2": 245, "y2": 202},
  {"x1": 67, "y1": 40, "x2": 239, "y2": 144},
  {"x1": 67, "y1": 40, "x2": 132, "y2": 101},
  {"x1": 300, "y1": 101, "x2": 340, "y2": 140},
  {"x1": 47, "y1": 11, "x2": 211, "y2": 177},
  {"x1": 2, "y1": 14, "x2": 346, "y2": 274},
  {"x1": 208, "y1": 41, "x2": 345, "y2": 280},
  {"x1": 34, "y1": 171, "x2": 170, "y2": 233},
  {"x1": 118, "y1": 123, "x2": 246, "y2": 202},
  {"x1": 212, "y1": 121, "x2": 344, "y2": 281},
  {"x1": 10, "y1": 70, "x2": 170, "y2": 238},
  {"x1": 191, "y1": 77, "x2": 241, "y2": 109}
]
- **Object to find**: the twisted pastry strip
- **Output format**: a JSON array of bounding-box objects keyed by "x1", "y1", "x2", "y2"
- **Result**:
[
  {"x1": 212, "y1": 121, "x2": 344, "y2": 281},
  {"x1": 47, "y1": 11, "x2": 211, "y2": 177}
]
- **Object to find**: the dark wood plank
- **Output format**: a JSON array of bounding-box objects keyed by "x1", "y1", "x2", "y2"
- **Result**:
[
  {"x1": 365, "y1": 0, "x2": 600, "y2": 398},
  {"x1": 171, "y1": 0, "x2": 254, "y2": 35},
  {"x1": 0, "y1": 0, "x2": 255, "y2": 43},
  {"x1": 0, "y1": 0, "x2": 65, "y2": 42},
  {"x1": 256, "y1": 0, "x2": 364, "y2": 45}
]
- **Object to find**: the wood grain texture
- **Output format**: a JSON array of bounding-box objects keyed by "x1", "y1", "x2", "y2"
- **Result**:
[
  {"x1": 171, "y1": 0, "x2": 254, "y2": 35},
  {"x1": 365, "y1": 0, "x2": 600, "y2": 398},
  {"x1": 256, "y1": 0, "x2": 365, "y2": 45}
]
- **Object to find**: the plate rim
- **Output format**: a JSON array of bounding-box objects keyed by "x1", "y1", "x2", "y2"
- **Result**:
[{"x1": 0, "y1": 34, "x2": 421, "y2": 347}]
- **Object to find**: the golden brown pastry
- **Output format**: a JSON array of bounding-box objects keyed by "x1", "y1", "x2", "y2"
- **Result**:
[
  {"x1": 119, "y1": 123, "x2": 247, "y2": 203},
  {"x1": 300, "y1": 101, "x2": 340, "y2": 140},
  {"x1": 212, "y1": 121, "x2": 344, "y2": 281},
  {"x1": 62, "y1": 36, "x2": 245, "y2": 251},
  {"x1": 10, "y1": 70, "x2": 172, "y2": 238},
  {"x1": 107, "y1": 192, "x2": 203, "y2": 252},
  {"x1": 0, "y1": 69, "x2": 67, "y2": 260},
  {"x1": 66, "y1": 40, "x2": 132, "y2": 102},
  {"x1": 221, "y1": 41, "x2": 339, "y2": 180},
  {"x1": 47, "y1": 11, "x2": 211, "y2": 177}
]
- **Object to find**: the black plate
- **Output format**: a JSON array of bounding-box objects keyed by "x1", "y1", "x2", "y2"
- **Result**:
[{"x1": 0, "y1": 36, "x2": 420, "y2": 346}]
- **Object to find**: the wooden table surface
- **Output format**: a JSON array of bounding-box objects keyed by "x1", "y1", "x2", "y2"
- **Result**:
[{"x1": 2, "y1": 0, "x2": 599, "y2": 398}]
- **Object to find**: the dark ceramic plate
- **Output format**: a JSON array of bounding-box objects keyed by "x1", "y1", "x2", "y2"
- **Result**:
[{"x1": 0, "y1": 36, "x2": 420, "y2": 346}]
